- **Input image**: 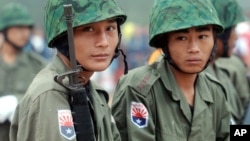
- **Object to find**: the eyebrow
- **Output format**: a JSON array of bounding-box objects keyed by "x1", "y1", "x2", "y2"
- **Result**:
[
  {"x1": 107, "y1": 19, "x2": 117, "y2": 23},
  {"x1": 174, "y1": 26, "x2": 211, "y2": 34}
]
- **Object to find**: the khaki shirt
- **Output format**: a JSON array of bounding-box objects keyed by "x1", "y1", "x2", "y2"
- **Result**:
[
  {"x1": 112, "y1": 59, "x2": 230, "y2": 141},
  {"x1": 10, "y1": 56, "x2": 120, "y2": 141}
]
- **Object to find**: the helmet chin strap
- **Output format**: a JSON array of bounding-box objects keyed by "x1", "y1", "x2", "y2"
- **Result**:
[
  {"x1": 162, "y1": 31, "x2": 217, "y2": 74},
  {"x1": 111, "y1": 32, "x2": 128, "y2": 74},
  {"x1": 2, "y1": 28, "x2": 23, "y2": 52}
]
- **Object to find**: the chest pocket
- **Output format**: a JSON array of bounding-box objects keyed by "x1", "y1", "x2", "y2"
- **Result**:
[
  {"x1": 148, "y1": 88, "x2": 216, "y2": 141},
  {"x1": 148, "y1": 89, "x2": 188, "y2": 140}
]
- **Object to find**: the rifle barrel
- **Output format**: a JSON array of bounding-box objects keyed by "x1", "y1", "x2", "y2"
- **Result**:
[{"x1": 63, "y1": 4, "x2": 78, "y2": 85}]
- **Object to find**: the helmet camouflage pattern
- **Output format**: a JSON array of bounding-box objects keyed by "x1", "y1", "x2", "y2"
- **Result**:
[
  {"x1": 45, "y1": 0, "x2": 127, "y2": 47},
  {"x1": 211, "y1": 0, "x2": 246, "y2": 29},
  {"x1": 149, "y1": 0, "x2": 224, "y2": 47},
  {"x1": 0, "y1": 3, "x2": 34, "y2": 31}
]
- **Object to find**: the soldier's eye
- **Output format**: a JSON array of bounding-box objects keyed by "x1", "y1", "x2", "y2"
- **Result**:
[
  {"x1": 199, "y1": 35, "x2": 208, "y2": 39},
  {"x1": 176, "y1": 36, "x2": 186, "y2": 41},
  {"x1": 82, "y1": 26, "x2": 94, "y2": 32},
  {"x1": 107, "y1": 26, "x2": 116, "y2": 31}
]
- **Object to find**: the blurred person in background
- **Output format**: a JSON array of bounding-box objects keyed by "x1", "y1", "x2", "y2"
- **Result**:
[
  {"x1": 112, "y1": 0, "x2": 230, "y2": 140},
  {"x1": 0, "y1": 3, "x2": 45, "y2": 141},
  {"x1": 205, "y1": 0, "x2": 248, "y2": 124},
  {"x1": 25, "y1": 26, "x2": 56, "y2": 62}
]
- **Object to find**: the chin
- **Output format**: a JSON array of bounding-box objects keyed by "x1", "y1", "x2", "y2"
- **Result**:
[
  {"x1": 182, "y1": 67, "x2": 204, "y2": 74},
  {"x1": 89, "y1": 65, "x2": 110, "y2": 72}
]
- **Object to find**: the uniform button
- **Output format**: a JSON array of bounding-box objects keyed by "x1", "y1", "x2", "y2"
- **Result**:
[{"x1": 151, "y1": 70, "x2": 158, "y2": 75}]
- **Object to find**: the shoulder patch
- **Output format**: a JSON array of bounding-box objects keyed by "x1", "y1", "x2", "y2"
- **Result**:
[
  {"x1": 131, "y1": 102, "x2": 148, "y2": 128},
  {"x1": 58, "y1": 110, "x2": 76, "y2": 140}
]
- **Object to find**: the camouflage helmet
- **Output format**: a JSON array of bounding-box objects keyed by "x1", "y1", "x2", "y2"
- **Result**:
[
  {"x1": 0, "y1": 3, "x2": 34, "y2": 31},
  {"x1": 149, "y1": 0, "x2": 224, "y2": 47},
  {"x1": 45, "y1": 0, "x2": 127, "y2": 47},
  {"x1": 211, "y1": 0, "x2": 246, "y2": 29}
]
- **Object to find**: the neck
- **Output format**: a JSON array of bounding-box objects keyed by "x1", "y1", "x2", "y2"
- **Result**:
[
  {"x1": 170, "y1": 65, "x2": 197, "y2": 106},
  {"x1": 171, "y1": 66, "x2": 197, "y2": 89},
  {"x1": 57, "y1": 52, "x2": 93, "y2": 85},
  {"x1": 0, "y1": 41, "x2": 20, "y2": 64}
]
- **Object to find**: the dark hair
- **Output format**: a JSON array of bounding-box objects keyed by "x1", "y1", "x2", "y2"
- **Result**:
[{"x1": 54, "y1": 33, "x2": 70, "y2": 59}]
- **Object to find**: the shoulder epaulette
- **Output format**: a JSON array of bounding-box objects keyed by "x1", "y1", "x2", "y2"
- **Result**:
[{"x1": 119, "y1": 64, "x2": 160, "y2": 96}]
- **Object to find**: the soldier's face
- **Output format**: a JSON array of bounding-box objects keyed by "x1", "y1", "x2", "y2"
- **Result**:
[
  {"x1": 7, "y1": 26, "x2": 32, "y2": 48},
  {"x1": 167, "y1": 25, "x2": 214, "y2": 73},
  {"x1": 73, "y1": 19, "x2": 118, "y2": 71}
]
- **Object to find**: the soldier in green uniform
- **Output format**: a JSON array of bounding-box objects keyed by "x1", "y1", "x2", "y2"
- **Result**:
[
  {"x1": 217, "y1": 56, "x2": 250, "y2": 124},
  {"x1": 0, "y1": 3, "x2": 45, "y2": 141},
  {"x1": 10, "y1": 0, "x2": 126, "y2": 141},
  {"x1": 206, "y1": 0, "x2": 247, "y2": 124},
  {"x1": 112, "y1": 0, "x2": 230, "y2": 140}
]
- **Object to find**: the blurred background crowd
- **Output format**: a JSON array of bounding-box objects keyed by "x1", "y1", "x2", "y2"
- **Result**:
[
  {"x1": 0, "y1": 0, "x2": 249, "y2": 98},
  {"x1": 0, "y1": 1, "x2": 250, "y2": 140}
]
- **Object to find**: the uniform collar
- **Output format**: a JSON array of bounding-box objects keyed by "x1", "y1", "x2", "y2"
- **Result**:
[
  {"x1": 194, "y1": 72, "x2": 214, "y2": 103},
  {"x1": 156, "y1": 59, "x2": 182, "y2": 101},
  {"x1": 156, "y1": 59, "x2": 214, "y2": 103},
  {"x1": 51, "y1": 55, "x2": 69, "y2": 74}
]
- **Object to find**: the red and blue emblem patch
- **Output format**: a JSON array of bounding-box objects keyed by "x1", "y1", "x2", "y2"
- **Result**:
[
  {"x1": 58, "y1": 110, "x2": 76, "y2": 140},
  {"x1": 131, "y1": 102, "x2": 148, "y2": 128}
]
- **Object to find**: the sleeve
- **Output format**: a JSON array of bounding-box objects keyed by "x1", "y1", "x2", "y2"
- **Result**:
[{"x1": 111, "y1": 80, "x2": 156, "y2": 141}]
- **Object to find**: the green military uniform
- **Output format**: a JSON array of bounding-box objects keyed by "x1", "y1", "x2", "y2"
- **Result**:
[
  {"x1": 112, "y1": 60, "x2": 230, "y2": 140},
  {"x1": 206, "y1": 64, "x2": 244, "y2": 124},
  {"x1": 10, "y1": 0, "x2": 126, "y2": 140},
  {"x1": 216, "y1": 56, "x2": 250, "y2": 110},
  {"x1": 10, "y1": 56, "x2": 120, "y2": 141},
  {"x1": 112, "y1": 0, "x2": 230, "y2": 140},
  {"x1": 0, "y1": 3, "x2": 45, "y2": 141}
]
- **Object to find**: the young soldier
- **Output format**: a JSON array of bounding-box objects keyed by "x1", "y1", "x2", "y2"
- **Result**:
[
  {"x1": 112, "y1": 0, "x2": 230, "y2": 140},
  {"x1": 206, "y1": 0, "x2": 248, "y2": 124},
  {"x1": 0, "y1": 3, "x2": 45, "y2": 141},
  {"x1": 10, "y1": 0, "x2": 126, "y2": 141}
]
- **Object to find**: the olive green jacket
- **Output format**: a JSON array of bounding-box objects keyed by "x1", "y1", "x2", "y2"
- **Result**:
[
  {"x1": 10, "y1": 56, "x2": 120, "y2": 141},
  {"x1": 206, "y1": 64, "x2": 244, "y2": 124},
  {"x1": 112, "y1": 60, "x2": 230, "y2": 141},
  {"x1": 0, "y1": 52, "x2": 45, "y2": 141},
  {"x1": 216, "y1": 55, "x2": 250, "y2": 110}
]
